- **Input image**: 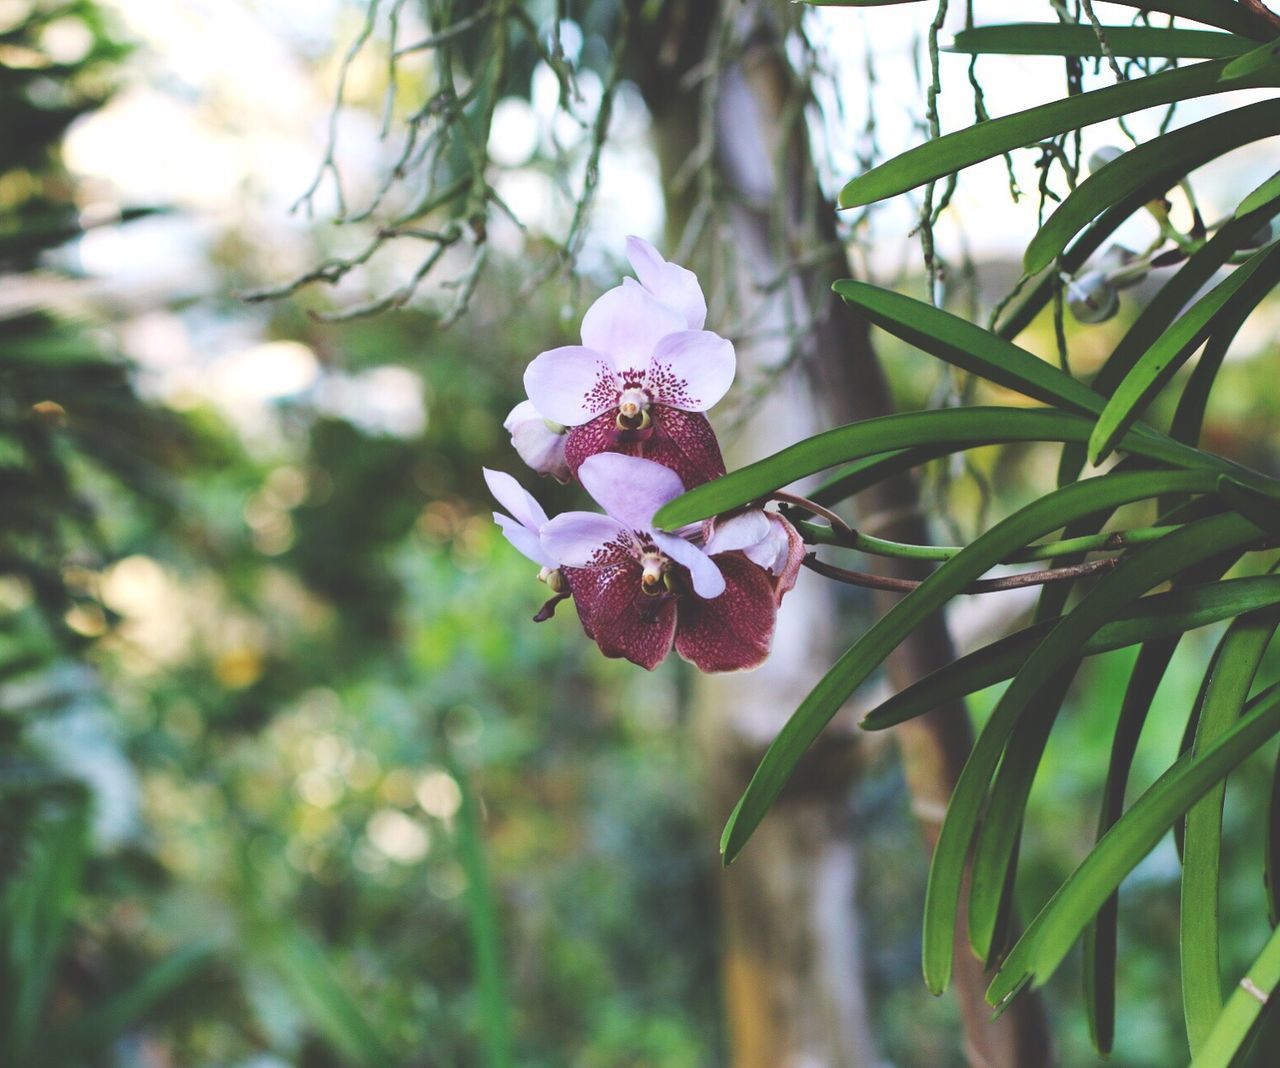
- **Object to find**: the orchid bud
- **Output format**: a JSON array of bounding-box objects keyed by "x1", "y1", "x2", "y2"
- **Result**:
[
  {"x1": 504, "y1": 399, "x2": 570, "y2": 483},
  {"x1": 1066, "y1": 271, "x2": 1119, "y2": 324},
  {"x1": 1088, "y1": 145, "x2": 1124, "y2": 174},
  {"x1": 1097, "y1": 243, "x2": 1147, "y2": 290}
]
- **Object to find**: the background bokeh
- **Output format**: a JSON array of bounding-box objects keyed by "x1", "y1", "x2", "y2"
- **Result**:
[{"x1": 4, "y1": 1, "x2": 1279, "y2": 1066}]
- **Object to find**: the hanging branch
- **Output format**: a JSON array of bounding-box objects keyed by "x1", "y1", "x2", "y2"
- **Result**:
[{"x1": 803, "y1": 552, "x2": 1121, "y2": 594}]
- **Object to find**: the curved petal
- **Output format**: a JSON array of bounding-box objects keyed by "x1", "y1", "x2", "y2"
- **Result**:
[
  {"x1": 625, "y1": 236, "x2": 707, "y2": 330},
  {"x1": 577, "y1": 453, "x2": 686, "y2": 530},
  {"x1": 644, "y1": 330, "x2": 735, "y2": 412},
  {"x1": 540, "y1": 511, "x2": 630, "y2": 569},
  {"x1": 703, "y1": 510, "x2": 773, "y2": 557},
  {"x1": 760, "y1": 513, "x2": 806, "y2": 601},
  {"x1": 504, "y1": 403, "x2": 570, "y2": 482},
  {"x1": 494, "y1": 513, "x2": 556, "y2": 568},
  {"x1": 524, "y1": 345, "x2": 619, "y2": 427},
  {"x1": 674, "y1": 553, "x2": 777, "y2": 672},
  {"x1": 483, "y1": 468, "x2": 549, "y2": 530},
  {"x1": 580, "y1": 284, "x2": 684, "y2": 377},
  {"x1": 653, "y1": 530, "x2": 725, "y2": 599}
]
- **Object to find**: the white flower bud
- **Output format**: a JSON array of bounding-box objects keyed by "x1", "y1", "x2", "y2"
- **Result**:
[
  {"x1": 504, "y1": 400, "x2": 570, "y2": 483},
  {"x1": 1097, "y1": 243, "x2": 1147, "y2": 290},
  {"x1": 1088, "y1": 145, "x2": 1124, "y2": 174},
  {"x1": 1066, "y1": 271, "x2": 1119, "y2": 324}
]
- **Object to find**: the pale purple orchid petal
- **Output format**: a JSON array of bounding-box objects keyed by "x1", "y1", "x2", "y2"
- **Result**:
[
  {"x1": 523, "y1": 346, "x2": 619, "y2": 428},
  {"x1": 579, "y1": 284, "x2": 684, "y2": 376},
  {"x1": 653, "y1": 530, "x2": 726, "y2": 599},
  {"x1": 703, "y1": 510, "x2": 773, "y2": 558},
  {"x1": 483, "y1": 467, "x2": 549, "y2": 531},
  {"x1": 503, "y1": 400, "x2": 570, "y2": 482},
  {"x1": 674, "y1": 554, "x2": 776, "y2": 672},
  {"x1": 577, "y1": 453, "x2": 685, "y2": 531},
  {"x1": 625, "y1": 236, "x2": 707, "y2": 330},
  {"x1": 644, "y1": 330, "x2": 735, "y2": 412},
  {"x1": 494, "y1": 513, "x2": 556, "y2": 568},
  {"x1": 540, "y1": 511, "x2": 630, "y2": 569}
]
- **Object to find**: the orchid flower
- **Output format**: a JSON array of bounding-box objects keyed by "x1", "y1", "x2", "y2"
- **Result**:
[
  {"x1": 538, "y1": 454, "x2": 804, "y2": 672},
  {"x1": 523, "y1": 246, "x2": 734, "y2": 489},
  {"x1": 503, "y1": 399, "x2": 570, "y2": 483}
]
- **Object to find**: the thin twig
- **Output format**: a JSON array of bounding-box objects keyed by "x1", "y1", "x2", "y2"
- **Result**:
[{"x1": 802, "y1": 552, "x2": 1120, "y2": 594}]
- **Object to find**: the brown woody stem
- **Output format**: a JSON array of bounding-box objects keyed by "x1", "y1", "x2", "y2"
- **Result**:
[{"x1": 802, "y1": 552, "x2": 1120, "y2": 594}]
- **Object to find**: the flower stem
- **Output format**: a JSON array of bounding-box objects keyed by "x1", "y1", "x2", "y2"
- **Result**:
[
  {"x1": 802, "y1": 553, "x2": 1120, "y2": 595},
  {"x1": 791, "y1": 516, "x2": 1185, "y2": 564}
]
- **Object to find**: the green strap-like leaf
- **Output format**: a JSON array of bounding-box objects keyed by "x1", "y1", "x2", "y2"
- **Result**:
[
  {"x1": 653, "y1": 406, "x2": 1268, "y2": 529},
  {"x1": 1089, "y1": 241, "x2": 1280, "y2": 463},
  {"x1": 1082, "y1": 541, "x2": 1238, "y2": 1054},
  {"x1": 987, "y1": 673, "x2": 1280, "y2": 1011},
  {"x1": 1190, "y1": 921, "x2": 1280, "y2": 1068},
  {"x1": 833, "y1": 280, "x2": 1106, "y2": 415},
  {"x1": 1267, "y1": 751, "x2": 1280, "y2": 926},
  {"x1": 715, "y1": 469, "x2": 1221, "y2": 871},
  {"x1": 1083, "y1": 637, "x2": 1182, "y2": 1054},
  {"x1": 839, "y1": 56, "x2": 1280, "y2": 208},
  {"x1": 1103, "y1": 1, "x2": 1278, "y2": 38},
  {"x1": 862, "y1": 575, "x2": 1280, "y2": 729},
  {"x1": 1238, "y1": 169, "x2": 1280, "y2": 216},
  {"x1": 1217, "y1": 475, "x2": 1280, "y2": 535},
  {"x1": 948, "y1": 24, "x2": 1251, "y2": 59},
  {"x1": 1025, "y1": 100, "x2": 1280, "y2": 274},
  {"x1": 923, "y1": 513, "x2": 1265, "y2": 994},
  {"x1": 1181, "y1": 605, "x2": 1280, "y2": 1054},
  {"x1": 810, "y1": 447, "x2": 954, "y2": 506}
]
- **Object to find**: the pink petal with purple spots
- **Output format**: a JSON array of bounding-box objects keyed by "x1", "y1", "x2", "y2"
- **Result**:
[
  {"x1": 580, "y1": 283, "x2": 684, "y2": 376},
  {"x1": 674, "y1": 553, "x2": 777, "y2": 672},
  {"x1": 540, "y1": 512, "x2": 630, "y2": 569},
  {"x1": 624, "y1": 236, "x2": 707, "y2": 330},
  {"x1": 523, "y1": 345, "x2": 619, "y2": 427},
  {"x1": 644, "y1": 330, "x2": 735, "y2": 412},
  {"x1": 562, "y1": 408, "x2": 726, "y2": 489}
]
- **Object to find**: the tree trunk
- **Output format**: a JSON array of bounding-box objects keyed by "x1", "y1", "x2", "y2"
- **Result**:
[{"x1": 632, "y1": 2, "x2": 1056, "y2": 1065}]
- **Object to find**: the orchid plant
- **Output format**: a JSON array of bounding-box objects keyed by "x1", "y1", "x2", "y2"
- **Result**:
[{"x1": 491, "y1": 238, "x2": 803, "y2": 673}]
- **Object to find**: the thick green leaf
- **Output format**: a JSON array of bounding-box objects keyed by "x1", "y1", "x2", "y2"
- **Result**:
[
  {"x1": 1181, "y1": 606, "x2": 1280, "y2": 1055},
  {"x1": 987, "y1": 673, "x2": 1280, "y2": 1011},
  {"x1": 839, "y1": 57, "x2": 1280, "y2": 208},
  {"x1": 716, "y1": 469, "x2": 1220, "y2": 871},
  {"x1": 1217, "y1": 475, "x2": 1280, "y2": 535},
  {"x1": 810, "y1": 447, "x2": 954, "y2": 506},
  {"x1": 833, "y1": 280, "x2": 1106, "y2": 415},
  {"x1": 1060, "y1": 193, "x2": 1280, "y2": 483},
  {"x1": 1082, "y1": 543, "x2": 1238, "y2": 1054},
  {"x1": 948, "y1": 24, "x2": 1250, "y2": 59},
  {"x1": 1221, "y1": 36, "x2": 1280, "y2": 78},
  {"x1": 1083, "y1": 638, "x2": 1181, "y2": 1054},
  {"x1": 863, "y1": 575, "x2": 1280, "y2": 729},
  {"x1": 924, "y1": 513, "x2": 1264, "y2": 994},
  {"x1": 1268, "y1": 750, "x2": 1280, "y2": 925},
  {"x1": 1190, "y1": 921, "x2": 1280, "y2": 1068},
  {"x1": 654, "y1": 406, "x2": 1264, "y2": 530},
  {"x1": 1238, "y1": 169, "x2": 1280, "y2": 216},
  {"x1": 1025, "y1": 100, "x2": 1280, "y2": 274},
  {"x1": 1089, "y1": 241, "x2": 1280, "y2": 463},
  {"x1": 1104, "y1": 1, "x2": 1278, "y2": 38}
]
